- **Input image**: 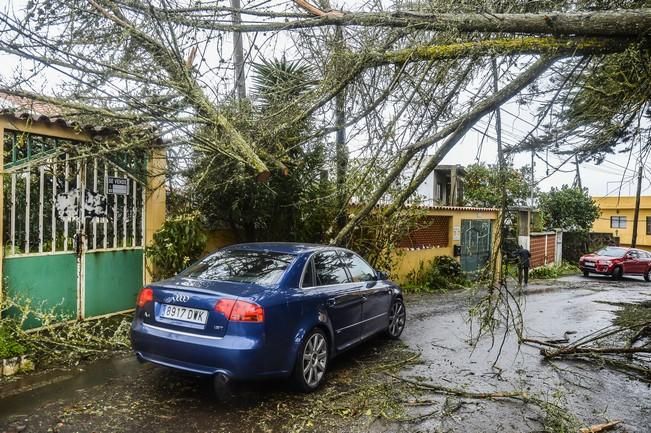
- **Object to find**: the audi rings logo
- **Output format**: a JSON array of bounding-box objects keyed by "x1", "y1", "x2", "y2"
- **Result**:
[{"x1": 172, "y1": 293, "x2": 190, "y2": 303}]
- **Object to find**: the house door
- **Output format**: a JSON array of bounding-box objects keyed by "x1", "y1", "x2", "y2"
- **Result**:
[
  {"x1": 2, "y1": 135, "x2": 146, "y2": 324},
  {"x1": 459, "y1": 219, "x2": 492, "y2": 275}
]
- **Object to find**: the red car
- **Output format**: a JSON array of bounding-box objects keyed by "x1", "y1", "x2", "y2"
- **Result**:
[{"x1": 579, "y1": 246, "x2": 651, "y2": 280}]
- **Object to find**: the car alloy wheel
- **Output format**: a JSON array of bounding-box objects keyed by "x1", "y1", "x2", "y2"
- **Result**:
[
  {"x1": 294, "y1": 329, "x2": 328, "y2": 391},
  {"x1": 387, "y1": 299, "x2": 406, "y2": 339}
]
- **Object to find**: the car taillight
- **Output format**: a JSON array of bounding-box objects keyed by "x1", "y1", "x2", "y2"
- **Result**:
[
  {"x1": 214, "y1": 299, "x2": 264, "y2": 323},
  {"x1": 137, "y1": 287, "x2": 153, "y2": 308}
]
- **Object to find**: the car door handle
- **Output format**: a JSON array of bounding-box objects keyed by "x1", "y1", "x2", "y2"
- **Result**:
[
  {"x1": 327, "y1": 298, "x2": 336, "y2": 306},
  {"x1": 361, "y1": 296, "x2": 368, "y2": 302}
]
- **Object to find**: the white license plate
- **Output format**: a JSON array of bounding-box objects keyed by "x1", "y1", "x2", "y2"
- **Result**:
[
  {"x1": 160, "y1": 304, "x2": 208, "y2": 325},
  {"x1": 584, "y1": 262, "x2": 595, "y2": 268}
]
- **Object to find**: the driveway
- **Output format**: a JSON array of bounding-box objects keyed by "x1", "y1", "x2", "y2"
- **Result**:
[{"x1": 1, "y1": 275, "x2": 649, "y2": 432}]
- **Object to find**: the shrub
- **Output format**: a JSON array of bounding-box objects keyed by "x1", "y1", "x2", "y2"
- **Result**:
[
  {"x1": 146, "y1": 213, "x2": 207, "y2": 280},
  {"x1": 0, "y1": 325, "x2": 25, "y2": 359},
  {"x1": 403, "y1": 256, "x2": 467, "y2": 293},
  {"x1": 432, "y1": 255, "x2": 462, "y2": 279}
]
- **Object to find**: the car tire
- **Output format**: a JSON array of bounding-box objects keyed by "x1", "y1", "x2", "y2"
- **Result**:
[
  {"x1": 292, "y1": 328, "x2": 329, "y2": 392},
  {"x1": 386, "y1": 298, "x2": 406, "y2": 339},
  {"x1": 583, "y1": 270, "x2": 590, "y2": 277},
  {"x1": 644, "y1": 270, "x2": 650, "y2": 282},
  {"x1": 612, "y1": 266, "x2": 623, "y2": 279}
]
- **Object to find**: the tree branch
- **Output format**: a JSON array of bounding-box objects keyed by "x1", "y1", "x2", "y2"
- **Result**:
[
  {"x1": 332, "y1": 55, "x2": 557, "y2": 244},
  {"x1": 141, "y1": 8, "x2": 651, "y2": 37},
  {"x1": 87, "y1": 0, "x2": 270, "y2": 178}
]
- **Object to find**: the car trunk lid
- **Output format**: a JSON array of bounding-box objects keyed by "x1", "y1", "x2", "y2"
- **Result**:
[{"x1": 143, "y1": 279, "x2": 267, "y2": 338}]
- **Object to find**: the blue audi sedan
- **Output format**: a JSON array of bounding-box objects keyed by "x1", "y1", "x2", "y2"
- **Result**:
[{"x1": 131, "y1": 242, "x2": 406, "y2": 391}]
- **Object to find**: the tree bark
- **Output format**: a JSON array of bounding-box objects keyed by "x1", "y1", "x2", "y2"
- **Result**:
[{"x1": 156, "y1": 7, "x2": 651, "y2": 38}]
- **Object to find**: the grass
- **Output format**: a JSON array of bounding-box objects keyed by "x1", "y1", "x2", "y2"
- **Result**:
[{"x1": 529, "y1": 262, "x2": 581, "y2": 280}]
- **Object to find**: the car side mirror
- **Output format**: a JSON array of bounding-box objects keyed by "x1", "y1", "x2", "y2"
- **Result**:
[{"x1": 376, "y1": 270, "x2": 389, "y2": 281}]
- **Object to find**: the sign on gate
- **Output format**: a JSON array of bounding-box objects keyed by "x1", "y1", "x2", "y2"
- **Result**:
[
  {"x1": 55, "y1": 189, "x2": 108, "y2": 221},
  {"x1": 107, "y1": 176, "x2": 129, "y2": 195}
]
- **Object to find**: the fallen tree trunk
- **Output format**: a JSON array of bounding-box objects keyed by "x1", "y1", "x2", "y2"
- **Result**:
[
  {"x1": 542, "y1": 346, "x2": 651, "y2": 358},
  {"x1": 160, "y1": 6, "x2": 651, "y2": 38}
]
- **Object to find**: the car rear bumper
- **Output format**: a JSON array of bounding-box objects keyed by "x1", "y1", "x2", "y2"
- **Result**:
[{"x1": 130, "y1": 319, "x2": 290, "y2": 380}]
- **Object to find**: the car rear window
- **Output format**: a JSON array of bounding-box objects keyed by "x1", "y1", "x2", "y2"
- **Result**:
[
  {"x1": 180, "y1": 250, "x2": 296, "y2": 285},
  {"x1": 595, "y1": 247, "x2": 628, "y2": 257}
]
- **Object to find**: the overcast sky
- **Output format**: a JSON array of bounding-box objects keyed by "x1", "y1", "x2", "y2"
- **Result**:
[
  {"x1": 1, "y1": 0, "x2": 648, "y2": 199},
  {"x1": 440, "y1": 107, "x2": 651, "y2": 198}
]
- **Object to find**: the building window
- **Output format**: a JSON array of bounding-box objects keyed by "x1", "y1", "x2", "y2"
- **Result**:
[
  {"x1": 611, "y1": 216, "x2": 626, "y2": 229},
  {"x1": 436, "y1": 183, "x2": 443, "y2": 201},
  {"x1": 647, "y1": 217, "x2": 651, "y2": 235}
]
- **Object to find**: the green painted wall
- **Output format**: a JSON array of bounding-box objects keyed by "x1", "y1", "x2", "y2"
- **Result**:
[
  {"x1": 84, "y1": 249, "x2": 143, "y2": 317},
  {"x1": 3, "y1": 253, "x2": 78, "y2": 325}
]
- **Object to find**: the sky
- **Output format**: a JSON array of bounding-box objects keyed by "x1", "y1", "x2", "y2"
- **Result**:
[
  {"x1": 440, "y1": 107, "x2": 651, "y2": 198},
  {"x1": 1, "y1": 0, "x2": 648, "y2": 199}
]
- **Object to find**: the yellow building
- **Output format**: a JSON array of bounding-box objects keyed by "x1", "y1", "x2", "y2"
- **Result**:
[
  {"x1": 591, "y1": 196, "x2": 651, "y2": 249},
  {"x1": 392, "y1": 206, "x2": 499, "y2": 282},
  {"x1": 205, "y1": 206, "x2": 499, "y2": 284}
]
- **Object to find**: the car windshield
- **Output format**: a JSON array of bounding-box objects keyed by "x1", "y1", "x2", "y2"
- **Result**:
[
  {"x1": 595, "y1": 247, "x2": 628, "y2": 257},
  {"x1": 180, "y1": 250, "x2": 296, "y2": 285}
]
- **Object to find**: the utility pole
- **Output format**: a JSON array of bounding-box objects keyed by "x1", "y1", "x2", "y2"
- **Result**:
[
  {"x1": 573, "y1": 154, "x2": 582, "y2": 190},
  {"x1": 231, "y1": 0, "x2": 246, "y2": 100},
  {"x1": 631, "y1": 161, "x2": 643, "y2": 247},
  {"x1": 334, "y1": 25, "x2": 348, "y2": 230},
  {"x1": 491, "y1": 58, "x2": 505, "y2": 287},
  {"x1": 530, "y1": 150, "x2": 535, "y2": 208}
]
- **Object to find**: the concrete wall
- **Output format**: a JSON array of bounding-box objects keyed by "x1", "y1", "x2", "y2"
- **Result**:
[
  {"x1": 204, "y1": 229, "x2": 238, "y2": 255},
  {"x1": 144, "y1": 146, "x2": 167, "y2": 283},
  {"x1": 592, "y1": 196, "x2": 651, "y2": 249}
]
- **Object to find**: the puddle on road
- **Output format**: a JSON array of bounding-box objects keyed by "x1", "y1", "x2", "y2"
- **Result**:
[{"x1": 0, "y1": 355, "x2": 145, "y2": 419}]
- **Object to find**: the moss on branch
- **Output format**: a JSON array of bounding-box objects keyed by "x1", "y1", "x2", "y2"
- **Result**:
[{"x1": 375, "y1": 36, "x2": 631, "y2": 66}]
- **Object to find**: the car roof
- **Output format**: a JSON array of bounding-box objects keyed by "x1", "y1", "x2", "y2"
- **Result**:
[{"x1": 221, "y1": 242, "x2": 340, "y2": 255}]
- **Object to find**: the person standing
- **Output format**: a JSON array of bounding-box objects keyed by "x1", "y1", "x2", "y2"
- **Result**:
[{"x1": 516, "y1": 245, "x2": 531, "y2": 287}]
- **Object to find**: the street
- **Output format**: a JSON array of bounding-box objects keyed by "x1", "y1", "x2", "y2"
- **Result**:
[{"x1": 1, "y1": 275, "x2": 650, "y2": 433}]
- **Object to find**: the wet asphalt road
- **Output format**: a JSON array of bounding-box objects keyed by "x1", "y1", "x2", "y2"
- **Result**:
[
  {"x1": 396, "y1": 275, "x2": 651, "y2": 432},
  {"x1": 1, "y1": 274, "x2": 650, "y2": 433}
]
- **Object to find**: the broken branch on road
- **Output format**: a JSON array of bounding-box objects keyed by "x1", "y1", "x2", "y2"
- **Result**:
[{"x1": 522, "y1": 301, "x2": 651, "y2": 381}]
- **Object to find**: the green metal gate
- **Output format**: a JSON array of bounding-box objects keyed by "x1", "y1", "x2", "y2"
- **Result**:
[
  {"x1": 459, "y1": 219, "x2": 493, "y2": 275},
  {"x1": 2, "y1": 130, "x2": 146, "y2": 323}
]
